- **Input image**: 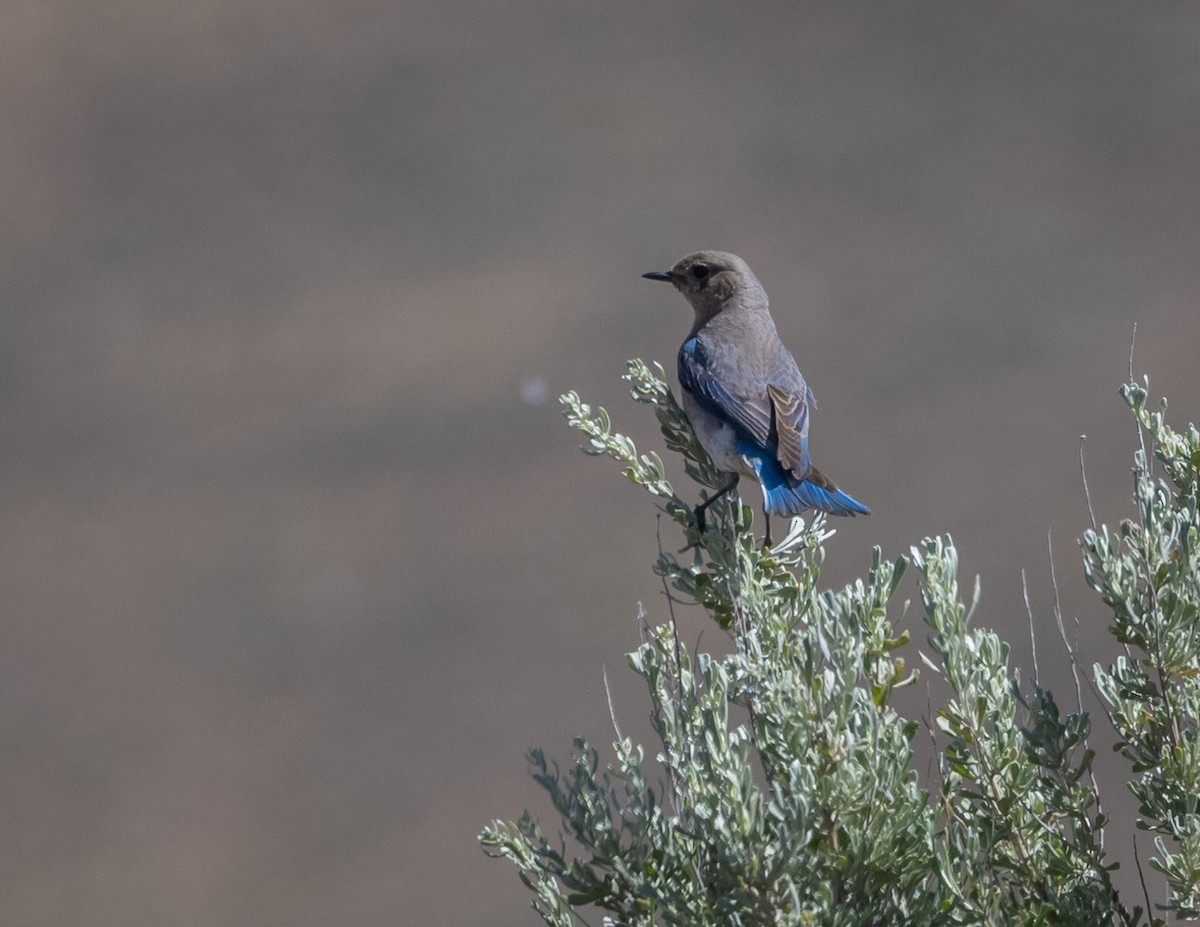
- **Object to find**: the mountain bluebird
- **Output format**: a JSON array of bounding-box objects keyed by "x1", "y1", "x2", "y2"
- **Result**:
[{"x1": 643, "y1": 251, "x2": 870, "y2": 533}]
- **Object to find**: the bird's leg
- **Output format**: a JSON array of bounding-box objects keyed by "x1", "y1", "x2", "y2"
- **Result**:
[
  {"x1": 764, "y1": 513, "x2": 773, "y2": 549},
  {"x1": 694, "y1": 474, "x2": 739, "y2": 533}
]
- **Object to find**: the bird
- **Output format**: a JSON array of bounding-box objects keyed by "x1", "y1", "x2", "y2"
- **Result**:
[{"x1": 642, "y1": 250, "x2": 870, "y2": 537}]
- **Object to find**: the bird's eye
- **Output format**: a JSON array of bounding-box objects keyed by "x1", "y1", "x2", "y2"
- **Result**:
[{"x1": 691, "y1": 264, "x2": 710, "y2": 282}]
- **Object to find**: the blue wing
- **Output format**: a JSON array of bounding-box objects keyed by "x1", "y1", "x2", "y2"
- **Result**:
[
  {"x1": 678, "y1": 337, "x2": 773, "y2": 451},
  {"x1": 679, "y1": 336, "x2": 869, "y2": 517},
  {"x1": 679, "y1": 336, "x2": 814, "y2": 478}
]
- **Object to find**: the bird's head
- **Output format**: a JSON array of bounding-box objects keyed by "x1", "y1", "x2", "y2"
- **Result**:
[{"x1": 642, "y1": 251, "x2": 766, "y2": 323}]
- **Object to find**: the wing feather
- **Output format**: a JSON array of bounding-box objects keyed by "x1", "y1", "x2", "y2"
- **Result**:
[
  {"x1": 767, "y1": 383, "x2": 813, "y2": 479},
  {"x1": 678, "y1": 338, "x2": 772, "y2": 449}
]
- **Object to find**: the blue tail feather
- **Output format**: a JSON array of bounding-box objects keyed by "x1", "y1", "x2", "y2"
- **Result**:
[
  {"x1": 750, "y1": 453, "x2": 870, "y2": 518},
  {"x1": 763, "y1": 477, "x2": 871, "y2": 518}
]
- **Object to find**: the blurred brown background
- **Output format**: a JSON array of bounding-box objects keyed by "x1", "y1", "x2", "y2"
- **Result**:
[{"x1": 2, "y1": 2, "x2": 1198, "y2": 924}]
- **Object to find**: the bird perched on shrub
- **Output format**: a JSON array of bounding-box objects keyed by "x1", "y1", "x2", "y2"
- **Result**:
[{"x1": 643, "y1": 251, "x2": 870, "y2": 535}]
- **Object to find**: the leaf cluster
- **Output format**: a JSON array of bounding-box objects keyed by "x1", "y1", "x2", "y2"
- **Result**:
[
  {"x1": 1087, "y1": 381, "x2": 1200, "y2": 918},
  {"x1": 483, "y1": 365, "x2": 1200, "y2": 927}
]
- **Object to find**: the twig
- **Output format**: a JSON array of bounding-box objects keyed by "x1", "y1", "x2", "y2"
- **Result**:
[
  {"x1": 1046, "y1": 530, "x2": 1108, "y2": 847},
  {"x1": 568, "y1": 903, "x2": 596, "y2": 927},
  {"x1": 1022, "y1": 568, "x2": 1041, "y2": 683},
  {"x1": 1134, "y1": 836, "x2": 1156, "y2": 927},
  {"x1": 655, "y1": 514, "x2": 690, "y2": 812},
  {"x1": 1047, "y1": 529, "x2": 1118, "y2": 736},
  {"x1": 1047, "y1": 532, "x2": 1084, "y2": 719},
  {"x1": 602, "y1": 665, "x2": 624, "y2": 743},
  {"x1": 1079, "y1": 434, "x2": 1098, "y2": 533},
  {"x1": 1129, "y1": 322, "x2": 1151, "y2": 480},
  {"x1": 657, "y1": 514, "x2": 692, "y2": 701}
]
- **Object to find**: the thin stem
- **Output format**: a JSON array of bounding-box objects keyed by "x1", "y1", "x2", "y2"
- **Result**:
[
  {"x1": 1022, "y1": 568, "x2": 1041, "y2": 683},
  {"x1": 1080, "y1": 434, "x2": 1098, "y2": 533}
]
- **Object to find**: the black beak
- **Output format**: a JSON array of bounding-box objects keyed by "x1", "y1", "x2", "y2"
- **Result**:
[{"x1": 642, "y1": 271, "x2": 676, "y2": 282}]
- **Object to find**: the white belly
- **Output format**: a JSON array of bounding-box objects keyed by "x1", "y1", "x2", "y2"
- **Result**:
[{"x1": 681, "y1": 391, "x2": 756, "y2": 477}]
